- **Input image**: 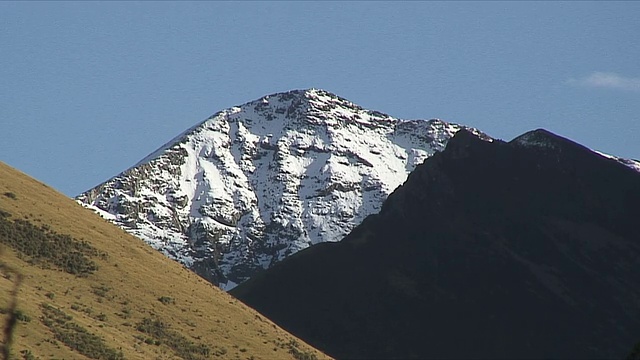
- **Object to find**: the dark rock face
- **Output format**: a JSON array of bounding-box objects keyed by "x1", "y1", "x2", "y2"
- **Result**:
[{"x1": 231, "y1": 129, "x2": 640, "y2": 359}]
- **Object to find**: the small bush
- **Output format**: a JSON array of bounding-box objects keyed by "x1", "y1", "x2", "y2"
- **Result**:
[
  {"x1": 119, "y1": 307, "x2": 132, "y2": 319},
  {"x1": 91, "y1": 285, "x2": 111, "y2": 298},
  {"x1": 214, "y1": 347, "x2": 227, "y2": 356},
  {"x1": 20, "y1": 349, "x2": 38, "y2": 360},
  {"x1": 3, "y1": 192, "x2": 17, "y2": 200},
  {"x1": 286, "y1": 340, "x2": 317, "y2": 360},
  {"x1": 158, "y1": 296, "x2": 175, "y2": 305},
  {"x1": 15, "y1": 309, "x2": 31, "y2": 323}
]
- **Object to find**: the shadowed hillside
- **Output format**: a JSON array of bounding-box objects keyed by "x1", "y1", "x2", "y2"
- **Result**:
[
  {"x1": 0, "y1": 161, "x2": 327, "y2": 360},
  {"x1": 232, "y1": 129, "x2": 640, "y2": 359}
]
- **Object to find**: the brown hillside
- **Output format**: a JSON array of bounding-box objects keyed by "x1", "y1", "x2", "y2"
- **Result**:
[{"x1": 0, "y1": 161, "x2": 328, "y2": 360}]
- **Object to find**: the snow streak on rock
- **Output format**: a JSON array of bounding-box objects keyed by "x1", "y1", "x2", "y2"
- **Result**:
[
  {"x1": 77, "y1": 89, "x2": 486, "y2": 289},
  {"x1": 593, "y1": 151, "x2": 640, "y2": 173}
]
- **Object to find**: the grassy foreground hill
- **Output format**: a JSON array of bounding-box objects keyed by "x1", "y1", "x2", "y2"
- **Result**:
[{"x1": 0, "y1": 161, "x2": 327, "y2": 360}]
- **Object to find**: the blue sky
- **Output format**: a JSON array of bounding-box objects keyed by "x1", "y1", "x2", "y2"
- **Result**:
[{"x1": 1, "y1": 2, "x2": 639, "y2": 196}]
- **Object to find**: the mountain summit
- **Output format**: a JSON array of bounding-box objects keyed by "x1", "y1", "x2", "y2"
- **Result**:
[{"x1": 77, "y1": 89, "x2": 486, "y2": 289}]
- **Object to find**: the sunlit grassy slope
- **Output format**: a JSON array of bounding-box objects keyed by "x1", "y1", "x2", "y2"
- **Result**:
[{"x1": 0, "y1": 161, "x2": 328, "y2": 360}]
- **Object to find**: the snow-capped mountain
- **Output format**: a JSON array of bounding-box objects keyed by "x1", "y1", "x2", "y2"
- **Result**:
[
  {"x1": 76, "y1": 89, "x2": 640, "y2": 290},
  {"x1": 79, "y1": 89, "x2": 489, "y2": 289}
]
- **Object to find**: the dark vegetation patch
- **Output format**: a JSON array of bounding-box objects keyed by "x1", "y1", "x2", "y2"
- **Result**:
[
  {"x1": 157, "y1": 296, "x2": 175, "y2": 305},
  {"x1": 285, "y1": 339, "x2": 318, "y2": 360},
  {"x1": 1, "y1": 245, "x2": 23, "y2": 360},
  {"x1": 135, "y1": 317, "x2": 216, "y2": 359},
  {"x1": 40, "y1": 303, "x2": 124, "y2": 360},
  {"x1": 0, "y1": 211, "x2": 100, "y2": 276},
  {"x1": 70, "y1": 302, "x2": 95, "y2": 317},
  {"x1": 0, "y1": 307, "x2": 30, "y2": 323},
  {"x1": 19, "y1": 349, "x2": 39, "y2": 360},
  {"x1": 91, "y1": 285, "x2": 111, "y2": 298},
  {"x1": 14, "y1": 309, "x2": 31, "y2": 323},
  {"x1": 3, "y1": 192, "x2": 17, "y2": 200}
]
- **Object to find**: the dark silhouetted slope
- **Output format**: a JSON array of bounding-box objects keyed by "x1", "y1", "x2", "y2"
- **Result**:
[{"x1": 232, "y1": 129, "x2": 640, "y2": 359}]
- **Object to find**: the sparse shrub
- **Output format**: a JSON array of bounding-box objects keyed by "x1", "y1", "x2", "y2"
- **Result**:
[
  {"x1": 119, "y1": 307, "x2": 131, "y2": 319},
  {"x1": 20, "y1": 349, "x2": 38, "y2": 360},
  {"x1": 40, "y1": 303, "x2": 123, "y2": 360},
  {"x1": 15, "y1": 310, "x2": 31, "y2": 323},
  {"x1": 91, "y1": 285, "x2": 111, "y2": 298},
  {"x1": 45, "y1": 292, "x2": 55, "y2": 300},
  {"x1": 141, "y1": 337, "x2": 161, "y2": 346},
  {"x1": 158, "y1": 296, "x2": 175, "y2": 305},
  {"x1": 136, "y1": 317, "x2": 211, "y2": 360},
  {"x1": 3, "y1": 192, "x2": 17, "y2": 200},
  {"x1": 71, "y1": 303, "x2": 93, "y2": 316},
  {"x1": 214, "y1": 347, "x2": 227, "y2": 356},
  {"x1": 286, "y1": 340, "x2": 317, "y2": 360}
]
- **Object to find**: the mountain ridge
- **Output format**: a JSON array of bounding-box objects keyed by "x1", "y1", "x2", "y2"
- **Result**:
[{"x1": 232, "y1": 128, "x2": 640, "y2": 359}]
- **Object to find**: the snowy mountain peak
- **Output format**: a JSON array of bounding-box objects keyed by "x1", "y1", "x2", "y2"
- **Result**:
[{"x1": 77, "y1": 90, "x2": 487, "y2": 290}]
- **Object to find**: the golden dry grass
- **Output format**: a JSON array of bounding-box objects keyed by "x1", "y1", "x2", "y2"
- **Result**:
[{"x1": 0, "y1": 161, "x2": 329, "y2": 360}]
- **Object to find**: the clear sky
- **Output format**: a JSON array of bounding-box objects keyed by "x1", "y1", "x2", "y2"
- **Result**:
[{"x1": 1, "y1": 2, "x2": 639, "y2": 196}]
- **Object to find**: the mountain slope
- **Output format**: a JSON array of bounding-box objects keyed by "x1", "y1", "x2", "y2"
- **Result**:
[
  {"x1": 0, "y1": 161, "x2": 327, "y2": 360},
  {"x1": 231, "y1": 129, "x2": 640, "y2": 359},
  {"x1": 76, "y1": 89, "x2": 488, "y2": 289}
]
